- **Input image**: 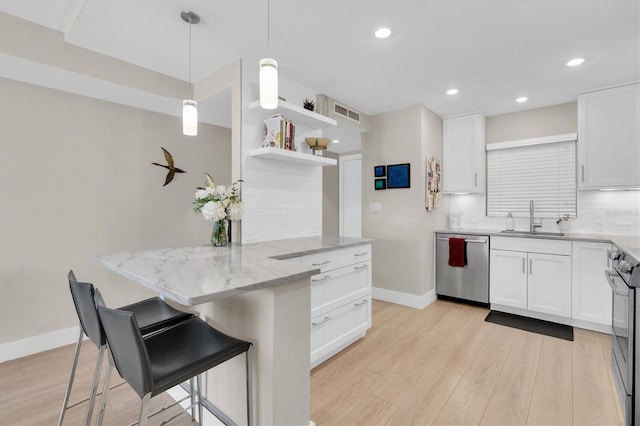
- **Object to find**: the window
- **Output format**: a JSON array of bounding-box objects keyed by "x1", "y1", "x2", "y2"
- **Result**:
[{"x1": 486, "y1": 138, "x2": 576, "y2": 218}]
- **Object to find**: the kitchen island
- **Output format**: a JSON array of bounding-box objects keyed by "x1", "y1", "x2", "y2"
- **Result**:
[{"x1": 96, "y1": 235, "x2": 372, "y2": 425}]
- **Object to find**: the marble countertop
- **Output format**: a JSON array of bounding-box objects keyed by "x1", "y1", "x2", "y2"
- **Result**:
[
  {"x1": 96, "y1": 235, "x2": 373, "y2": 306},
  {"x1": 435, "y1": 228, "x2": 640, "y2": 260}
]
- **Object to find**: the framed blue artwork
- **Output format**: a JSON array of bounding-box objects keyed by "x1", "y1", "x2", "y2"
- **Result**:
[
  {"x1": 374, "y1": 165, "x2": 386, "y2": 177},
  {"x1": 387, "y1": 163, "x2": 410, "y2": 188},
  {"x1": 374, "y1": 179, "x2": 386, "y2": 190}
]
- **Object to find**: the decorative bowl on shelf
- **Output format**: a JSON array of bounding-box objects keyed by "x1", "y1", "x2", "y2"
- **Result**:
[{"x1": 305, "y1": 137, "x2": 331, "y2": 157}]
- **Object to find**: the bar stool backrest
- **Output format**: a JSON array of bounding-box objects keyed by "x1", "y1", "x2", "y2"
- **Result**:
[
  {"x1": 97, "y1": 306, "x2": 153, "y2": 398},
  {"x1": 68, "y1": 271, "x2": 106, "y2": 347}
]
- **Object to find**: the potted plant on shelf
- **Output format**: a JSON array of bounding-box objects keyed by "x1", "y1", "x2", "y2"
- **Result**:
[{"x1": 193, "y1": 173, "x2": 243, "y2": 247}]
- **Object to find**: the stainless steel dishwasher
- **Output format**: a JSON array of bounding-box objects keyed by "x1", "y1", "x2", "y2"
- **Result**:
[{"x1": 435, "y1": 232, "x2": 489, "y2": 304}]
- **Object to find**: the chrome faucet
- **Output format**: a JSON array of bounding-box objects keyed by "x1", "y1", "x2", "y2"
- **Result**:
[{"x1": 529, "y1": 200, "x2": 542, "y2": 233}]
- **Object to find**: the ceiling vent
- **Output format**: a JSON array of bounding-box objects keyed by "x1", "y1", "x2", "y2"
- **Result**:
[
  {"x1": 316, "y1": 94, "x2": 369, "y2": 131},
  {"x1": 333, "y1": 102, "x2": 361, "y2": 124}
]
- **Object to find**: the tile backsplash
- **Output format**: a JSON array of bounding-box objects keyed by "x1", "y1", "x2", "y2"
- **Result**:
[{"x1": 448, "y1": 190, "x2": 639, "y2": 235}]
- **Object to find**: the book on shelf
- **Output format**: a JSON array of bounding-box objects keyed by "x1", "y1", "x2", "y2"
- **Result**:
[{"x1": 262, "y1": 114, "x2": 296, "y2": 151}]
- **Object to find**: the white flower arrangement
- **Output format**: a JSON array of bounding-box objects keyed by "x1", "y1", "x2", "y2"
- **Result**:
[{"x1": 193, "y1": 174, "x2": 243, "y2": 223}]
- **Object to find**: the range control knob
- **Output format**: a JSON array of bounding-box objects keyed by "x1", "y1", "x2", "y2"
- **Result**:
[{"x1": 609, "y1": 250, "x2": 620, "y2": 260}]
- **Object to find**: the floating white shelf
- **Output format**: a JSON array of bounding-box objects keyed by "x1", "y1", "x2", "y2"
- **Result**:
[
  {"x1": 249, "y1": 147, "x2": 337, "y2": 167},
  {"x1": 248, "y1": 100, "x2": 337, "y2": 130}
]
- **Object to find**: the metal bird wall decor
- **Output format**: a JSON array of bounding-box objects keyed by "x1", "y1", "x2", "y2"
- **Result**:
[{"x1": 151, "y1": 147, "x2": 186, "y2": 186}]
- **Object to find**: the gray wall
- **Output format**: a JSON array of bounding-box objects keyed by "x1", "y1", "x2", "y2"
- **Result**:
[
  {"x1": 486, "y1": 102, "x2": 577, "y2": 142},
  {"x1": 362, "y1": 104, "x2": 449, "y2": 296},
  {"x1": 0, "y1": 78, "x2": 231, "y2": 344},
  {"x1": 322, "y1": 152, "x2": 340, "y2": 235}
]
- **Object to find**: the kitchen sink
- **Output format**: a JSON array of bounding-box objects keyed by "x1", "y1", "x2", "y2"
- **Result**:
[{"x1": 499, "y1": 230, "x2": 566, "y2": 237}]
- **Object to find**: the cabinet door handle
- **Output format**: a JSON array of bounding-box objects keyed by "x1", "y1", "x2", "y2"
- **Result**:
[
  {"x1": 522, "y1": 258, "x2": 525, "y2": 274},
  {"x1": 474, "y1": 172, "x2": 478, "y2": 187},
  {"x1": 354, "y1": 252, "x2": 369, "y2": 257},
  {"x1": 354, "y1": 264, "x2": 368, "y2": 271},
  {"x1": 581, "y1": 165, "x2": 585, "y2": 182},
  {"x1": 354, "y1": 299, "x2": 368, "y2": 307},
  {"x1": 312, "y1": 316, "x2": 330, "y2": 326},
  {"x1": 311, "y1": 275, "x2": 331, "y2": 283},
  {"x1": 529, "y1": 258, "x2": 533, "y2": 275},
  {"x1": 312, "y1": 260, "x2": 331, "y2": 266}
]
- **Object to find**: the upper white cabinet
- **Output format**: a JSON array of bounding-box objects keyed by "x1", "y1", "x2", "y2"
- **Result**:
[
  {"x1": 442, "y1": 113, "x2": 486, "y2": 193},
  {"x1": 578, "y1": 83, "x2": 640, "y2": 189},
  {"x1": 571, "y1": 241, "x2": 612, "y2": 326}
]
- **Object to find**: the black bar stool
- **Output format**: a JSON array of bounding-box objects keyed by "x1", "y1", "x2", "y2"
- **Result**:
[
  {"x1": 98, "y1": 305, "x2": 254, "y2": 426},
  {"x1": 58, "y1": 271, "x2": 193, "y2": 426}
]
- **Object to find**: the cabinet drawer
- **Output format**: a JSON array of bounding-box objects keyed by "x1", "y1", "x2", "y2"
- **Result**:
[
  {"x1": 310, "y1": 295, "x2": 370, "y2": 366},
  {"x1": 311, "y1": 261, "x2": 370, "y2": 317},
  {"x1": 301, "y1": 244, "x2": 371, "y2": 273},
  {"x1": 491, "y1": 236, "x2": 571, "y2": 255}
]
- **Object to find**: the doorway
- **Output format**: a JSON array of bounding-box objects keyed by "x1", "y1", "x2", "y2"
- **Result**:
[{"x1": 339, "y1": 154, "x2": 362, "y2": 237}]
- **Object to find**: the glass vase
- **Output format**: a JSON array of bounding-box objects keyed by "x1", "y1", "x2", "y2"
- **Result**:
[{"x1": 211, "y1": 220, "x2": 229, "y2": 247}]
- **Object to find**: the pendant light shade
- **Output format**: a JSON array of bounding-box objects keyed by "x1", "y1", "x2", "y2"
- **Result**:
[
  {"x1": 181, "y1": 10, "x2": 200, "y2": 136},
  {"x1": 183, "y1": 100, "x2": 198, "y2": 136},
  {"x1": 259, "y1": 58, "x2": 278, "y2": 109}
]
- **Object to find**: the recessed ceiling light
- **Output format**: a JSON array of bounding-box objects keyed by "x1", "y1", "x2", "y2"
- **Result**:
[
  {"x1": 446, "y1": 88, "x2": 459, "y2": 95},
  {"x1": 374, "y1": 27, "x2": 392, "y2": 39},
  {"x1": 566, "y1": 58, "x2": 585, "y2": 67},
  {"x1": 515, "y1": 96, "x2": 528, "y2": 103},
  {"x1": 332, "y1": 139, "x2": 340, "y2": 143}
]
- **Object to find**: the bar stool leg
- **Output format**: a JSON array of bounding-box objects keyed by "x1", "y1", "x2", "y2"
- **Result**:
[
  {"x1": 95, "y1": 348, "x2": 113, "y2": 426},
  {"x1": 58, "y1": 327, "x2": 84, "y2": 426},
  {"x1": 196, "y1": 374, "x2": 204, "y2": 425},
  {"x1": 138, "y1": 393, "x2": 151, "y2": 426},
  {"x1": 84, "y1": 345, "x2": 105, "y2": 426},
  {"x1": 246, "y1": 345, "x2": 254, "y2": 426},
  {"x1": 189, "y1": 378, "x2": 196, "y2": 421}
]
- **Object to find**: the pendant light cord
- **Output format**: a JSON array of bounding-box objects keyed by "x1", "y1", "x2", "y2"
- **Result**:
[
  {"x1": 267, "y1": 0, "x2": 270, "y2": 54},
  {"x1": 189, "y1": 18, "x2": 193, "y2": 99}
]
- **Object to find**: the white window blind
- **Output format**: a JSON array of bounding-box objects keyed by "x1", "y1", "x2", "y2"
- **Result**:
[{"x1": 486, "y1": 140, "x2": 576, "y2": 218}]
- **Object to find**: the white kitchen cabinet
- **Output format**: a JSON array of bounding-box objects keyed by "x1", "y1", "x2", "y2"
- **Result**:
[
  {"x1": 571, "y1": 241, "x2": 612, "y2": 326},
  {"x1": 301, "y1": 243, "x2": 372, "y2": 368},
  {"x1": 578, "y1": 83, "x2": 640, "y2": 189},
  {"x1": 490, "y1": 249, "x2": 528, "y2": 309},
  {"x1": 527, "y1": 252, "x2": 572, "y2": 317},
  {"x1": 490, "y1": 237, "x2": 572, "y2": 318},
  {"x1": 442, "y1": 113, "x2": 486, "y2": 193}
]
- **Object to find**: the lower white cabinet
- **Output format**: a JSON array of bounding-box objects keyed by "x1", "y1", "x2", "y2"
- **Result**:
[
  {"x1": 301, "y1": 244, "x2": 372, "y2": 368},
  {"x1": 310, "y1": 295, "x2": 370, "y2": 368},
  {"x1": 571, "y1": 241, "x2": 612, "y2": 326},
  {"x1": 527, "y1": 252, "x2": 572, "y2": 318},
  {"x1": 490, "y1": 249, "x2": 528, "y2": 309},
  {"x1": 490, "y1": 237, "x2": 572, "y2": 318}
]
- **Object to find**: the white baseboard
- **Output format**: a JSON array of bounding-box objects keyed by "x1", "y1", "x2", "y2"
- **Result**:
[
  {"x1": 372, "y1": 287, "x2": 436, "y2": 310},
  {"x1": 0, "y1": 325, "x2": 85, "y2": 363}
]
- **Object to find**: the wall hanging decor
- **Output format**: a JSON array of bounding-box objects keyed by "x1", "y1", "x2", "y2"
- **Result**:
[
  {"x1": 375, "y1": 179, "x2": 386, "y2": 190},
  {"x1": 426, "y1": 156, "x2": 441, "y2": 210},
  {"x1": 387, "y1": 163, "x2": 411, "y2": 188},
  {"x1": 374, "y1": 165, "x2": 386, "y2": 177},
  {"x1": 151, "y1": 147, "x2": 186, "y2": 186}
]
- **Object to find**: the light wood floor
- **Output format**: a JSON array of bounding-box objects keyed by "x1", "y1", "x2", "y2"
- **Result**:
[
  {"x1": 311, "y1": 299, "x2": 624, "y2": 425},
  {"x1": 0, "y1": 299, "x2": 624, "y2": 425}
]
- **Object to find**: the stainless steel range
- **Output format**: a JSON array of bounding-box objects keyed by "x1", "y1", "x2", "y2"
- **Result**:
[{"x1": 606, "y1": 246, "x2": 640, "y2": 425}]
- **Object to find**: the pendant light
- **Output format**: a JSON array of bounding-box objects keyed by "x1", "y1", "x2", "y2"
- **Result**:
[
  {"x1": 181, "y1": 10, "x2": 200, "y2": 136},
  {"x1": 259, "y1": 0, "x2": 278, "y2": 109}
]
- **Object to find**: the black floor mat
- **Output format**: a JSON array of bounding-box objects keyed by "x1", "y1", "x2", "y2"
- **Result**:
[{"x1": 485, "y1": 310, "x2": 574, "y2": 341}]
